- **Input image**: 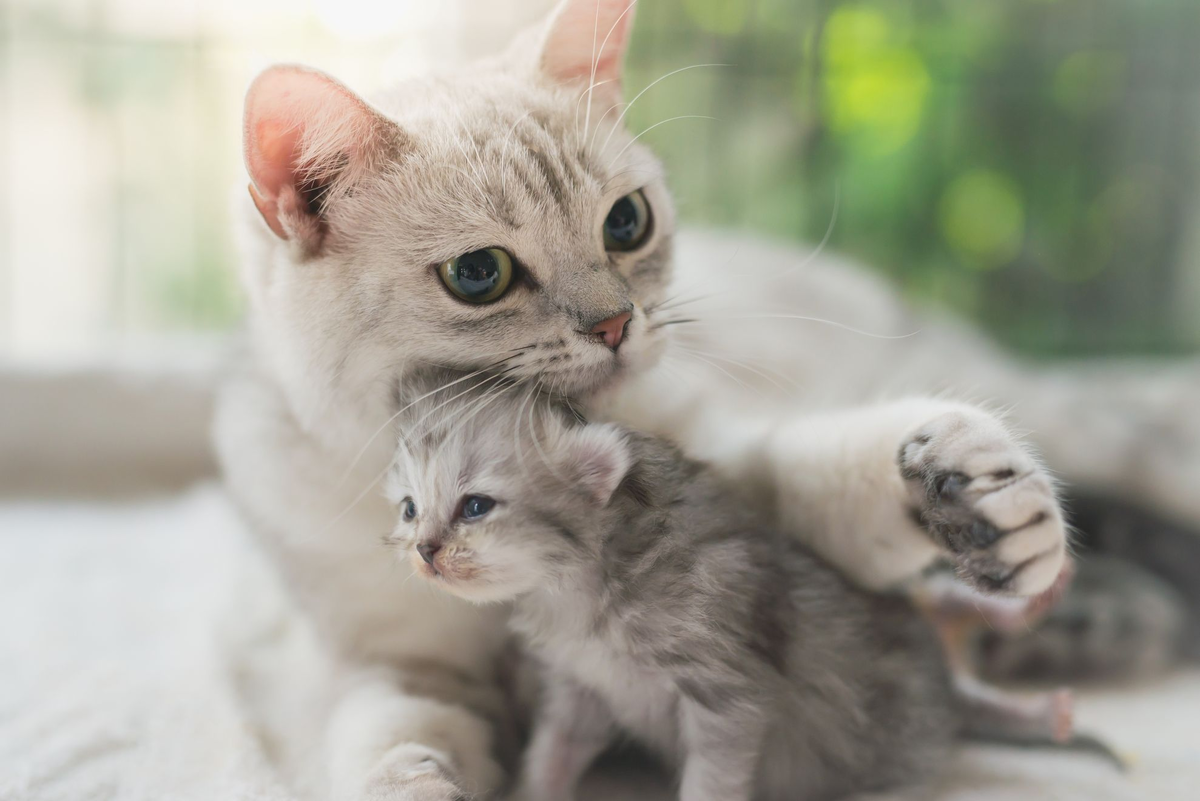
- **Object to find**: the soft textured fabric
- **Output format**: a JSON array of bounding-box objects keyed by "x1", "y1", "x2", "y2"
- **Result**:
[{"x1": 2, "y1": 486, "x2": 1196, "y2": 800}]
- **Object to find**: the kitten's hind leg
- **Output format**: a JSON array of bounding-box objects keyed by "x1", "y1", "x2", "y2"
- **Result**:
[
  {"x1": 954, "y1": 674, "x2": 1073, "y2": 743},
  {"x1": 955, "y1": 675, "x2": 1126, "y2": 770}
]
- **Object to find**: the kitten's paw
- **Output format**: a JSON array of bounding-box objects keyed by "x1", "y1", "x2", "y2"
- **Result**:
[
  {"x1": 899, "y1": 408, "x2": 1067, "y2": 596},
  {"x1": 358, "y1": 746, "x2": 478, "y2": 801}
]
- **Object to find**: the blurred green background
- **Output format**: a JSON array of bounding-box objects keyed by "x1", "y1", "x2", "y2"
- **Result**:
[
  {"x1": 1, "y1": 0, "x2": 1197, "y2": 359},
  {"x1": 630, "y1": 0, "x2": 1200, "y2": 357}
]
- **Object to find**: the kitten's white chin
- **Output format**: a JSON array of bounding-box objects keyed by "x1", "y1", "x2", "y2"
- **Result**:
[{"x1": 428, "y1": 578, "x2": 521, "y2": 605}]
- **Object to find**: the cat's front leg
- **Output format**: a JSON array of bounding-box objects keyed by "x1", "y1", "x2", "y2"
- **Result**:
[
  {"x1": 898, "y1": 404, "x2": 1068, "y2": 595},
  {"x1": 513, "y1": 677, "x2": 616, "y2": 801},
  {"x1": 677, "y1": 699, "x2": 762, "y2": 801},
  {"x1": 329, "y1": 666, "x2": 506, "y2": 801},
  {"x1": 765, "y1": 399, "x2": 1068, "y2": 595}
]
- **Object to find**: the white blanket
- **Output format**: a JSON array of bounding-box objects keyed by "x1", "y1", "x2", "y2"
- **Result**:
[{"x1": 2, "y1": 486, "x2": 1197, "y2": 800}]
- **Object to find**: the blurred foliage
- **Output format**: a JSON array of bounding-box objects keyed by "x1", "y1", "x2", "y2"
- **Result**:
[{"x1": 628, "y1": 0, "x2": 1200, "y2": 358}]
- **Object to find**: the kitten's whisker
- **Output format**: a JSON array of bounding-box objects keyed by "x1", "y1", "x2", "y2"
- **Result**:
[
  {"x1": 606, "y1": 116, "x2": 720, "y2": 171},
  {"x1": 599, "y1": 63, "x2": 730, "y2": 155}
]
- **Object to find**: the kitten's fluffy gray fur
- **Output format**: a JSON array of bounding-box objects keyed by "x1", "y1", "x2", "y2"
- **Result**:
[{"x1": 388, "y1": 373, "x2": 964, "y2": 801}]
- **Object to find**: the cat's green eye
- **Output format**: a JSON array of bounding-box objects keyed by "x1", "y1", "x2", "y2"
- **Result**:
[
  {"x1": 439, "y1": 248, "x2": 515, "y2": 303},
  {"x1": 603, "y1": 190, "x2": 651, "y2": 252}
]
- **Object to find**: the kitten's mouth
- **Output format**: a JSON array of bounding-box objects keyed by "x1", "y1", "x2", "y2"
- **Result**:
[{"x1": 410, "y1": 549, "x2": 479, "y2": 585}]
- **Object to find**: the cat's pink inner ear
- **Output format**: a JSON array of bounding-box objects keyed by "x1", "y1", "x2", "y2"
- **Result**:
[
  {"x1": 242, "y1": 65, "x2": 382, "y2": 246},
  {"x1": 540, "y1": 0, "x2": 636, "y2": 89}
]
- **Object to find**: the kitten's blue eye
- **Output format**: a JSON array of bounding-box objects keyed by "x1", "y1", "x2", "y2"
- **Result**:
[
  {"x1": 461, "y1": 495, "x2": 495, "y2": 520},
  {"x1": 439, "y1": 248, "x2": 515, "y2": 303},
  {"x1": 402, "y1": 498, "x2": 417, "y2": 521},
  {"x1": 603, "y1": 190, "x2": 651, "y2": 252}
]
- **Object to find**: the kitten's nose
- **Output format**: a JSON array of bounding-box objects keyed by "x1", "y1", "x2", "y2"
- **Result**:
[
  {"x1": 589, "y1": 311, "x2": 632, "y2": 351},
  {"x1": 417, "y1": 541, "x2": 441, "y2": 566}
]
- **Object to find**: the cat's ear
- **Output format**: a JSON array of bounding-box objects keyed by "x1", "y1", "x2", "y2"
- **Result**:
[
  {"x1": 243, "y1": 65, "x2": 402, "y2": 254},
  {"x1": 557, "y1": 423, "x2": 631, "y2": 506},
  {"x1": 538, "y1": 0, "x2": 636, "y2": 97}
]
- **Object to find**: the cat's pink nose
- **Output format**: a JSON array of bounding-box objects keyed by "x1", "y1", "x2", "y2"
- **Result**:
[{"x1": 590, "y1": 311, "x2": 632, "y2": 351}]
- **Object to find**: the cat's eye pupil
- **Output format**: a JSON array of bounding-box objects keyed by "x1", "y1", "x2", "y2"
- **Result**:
[
  {"x1": 439, "y1": 248, "x2": 514, "y2": 304},
  {"x1": 402, "y1": 498, "x2": 417, "y2": 521},
  {"x1": 456, "y1": 250, "x2": 500, "y2": 296},
  {"x1": 603, "y1": 190, "x2": 650, "y2": 252},
  {"x1": 461, "y1": 495, "x2": 495, "y2": 520},
  {"x1": 605, "y1": 197, "x2": 639, "y2": 243}
]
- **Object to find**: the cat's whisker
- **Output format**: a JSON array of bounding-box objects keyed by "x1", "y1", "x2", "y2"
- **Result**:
[
  {"x1": 588, "y1": 101, "x2": 627, "y2": 152},
  {"x1": 675, "y1": 313, "x2": 921, "y2": 341},
  {"x1": 437, "y1": 376, "x2": 521, "y2": 446},
  {"x1": 581, "y1": 0, "x2": 602, "y2": 143},
  {"x1": 671, "y1": 349, "x2": 764, "y2": 399},
  {"x1": 579, "y1": 0, "x2": 640, "y2": 143},
  {"x1": 335, "y1": 354, "x2": 523, "y2": 490},
  {"x1": 648, "y1": 317, "x2": 700, "y2": 331},
  {"x1": 449, "y1": 165, "x2": 499, "y2": 220},
  {"x1": 672, "y1": 344, "x2": 800, "y2": 393},
  {"x1": 722, "y1": 182, "x2": 841, "y2": 282},
  {"x1": 401, "y1": 368, "x2": 515, "y2": 446},
  {"x1": 499, "y1": 110, "x2": 534, "y2": 197},
  {"x1": 575, "y1": 78, "x2": 615, "y2": 139},
  {"x1": 598, "y1": 63, "x2": 730, "y2": 155},
  {"x1": 645, "y1": 292, "x2": 708, "y2": 315},
  {"x1": 606, "y1": 115, "x2": 720, "y2": 172},
  {"x1": 527, "y1": 380, "x2": 572, "y2": 488},
  {"x1": 513, "y1": 382, "x2": 538, "y2": 474},
  {"x1": 601, "y1": 166, "x2": 656, "y2": 192},
  {"x1": 317, "y1": 451, "x2": 400, "y2": 539},
  {"x1": 447, "y1": 103, "x2": 493, "y2": 193}
]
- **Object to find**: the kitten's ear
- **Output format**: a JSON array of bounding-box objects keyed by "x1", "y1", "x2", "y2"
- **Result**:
[
  {"x1": 538, "y1": 0, "x2": 636, "y2": 97},
  {"x1": 243, "y1": 65, "x2": 401, "y2": 254},
  {"x1": 557, "y1": 423, "x2": 631, "y2": 506}
]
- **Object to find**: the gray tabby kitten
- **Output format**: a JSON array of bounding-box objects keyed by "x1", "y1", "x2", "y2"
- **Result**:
[{"x1": 385, "y1": 374, "x2": 1111, "y2": 801}]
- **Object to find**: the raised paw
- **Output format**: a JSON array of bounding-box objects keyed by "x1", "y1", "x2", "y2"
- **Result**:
[{"x1": 899, "y1": 408, "x2": 1068, "y2": 596}]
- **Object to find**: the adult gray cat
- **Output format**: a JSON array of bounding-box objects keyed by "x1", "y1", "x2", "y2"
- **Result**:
[
  {"x1": 212, "y1": 0, "x2": 1173, "y2": 798},
  {"x1": 385, "y1": 373, "x2": 1115, "y2": 801}
]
